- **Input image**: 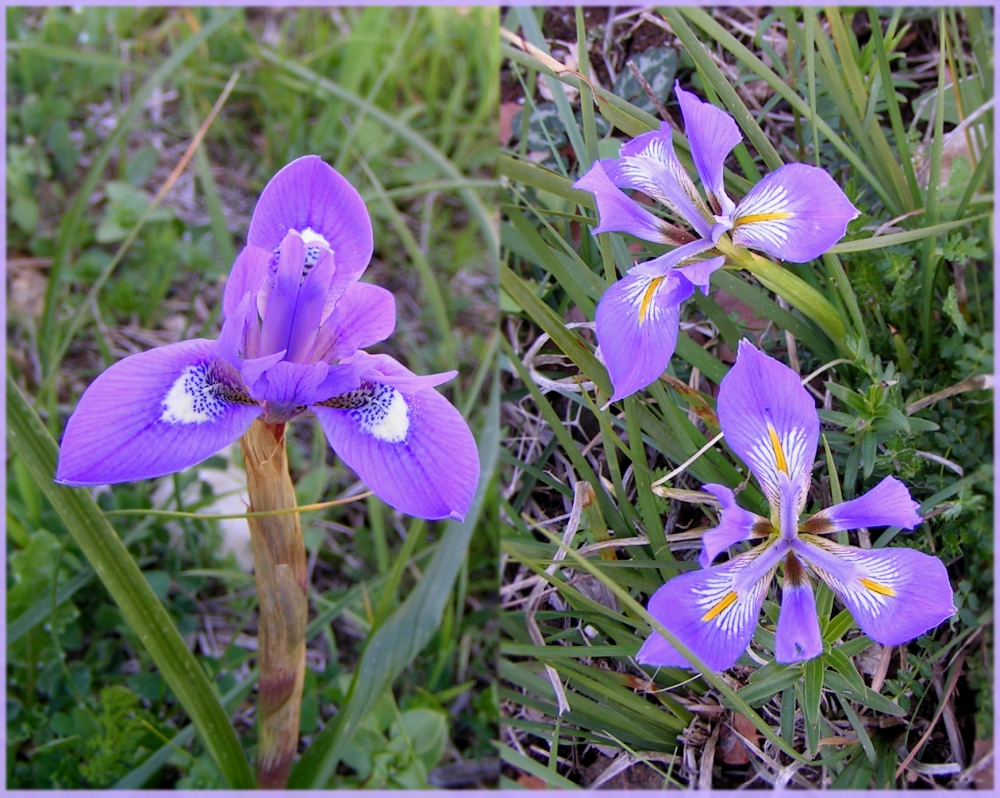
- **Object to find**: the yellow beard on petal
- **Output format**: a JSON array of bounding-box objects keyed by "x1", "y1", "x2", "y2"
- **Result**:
[
  {"x1": 767, "y1": 422, "x2": 789, "y2": 474},
  {"x1": 734, "y1": 211, "x2": 793, "y2": 227},
  {"x1": 859, "y1": 577, "x2": 896, "y2": 597},
  {"x1": 701, "y1": 590, "x2": 738, "y2": 622},
  {"x1": 639, "y1": 276, "x2": 666, "y2": 325}
]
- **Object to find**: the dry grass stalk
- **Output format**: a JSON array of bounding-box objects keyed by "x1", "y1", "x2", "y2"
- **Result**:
[{"x1": 241, "y1": 420, "x2": 308, "y2": 789}]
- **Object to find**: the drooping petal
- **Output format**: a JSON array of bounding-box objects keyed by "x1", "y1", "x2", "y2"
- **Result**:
[
  {"x1": 55, "y1": 340, "x2": 261, "y2": 485},
  {"x1": 637, "y1": 538, "x2": 788, "y2": 671},
  {"x1": 774, "y1": 551, "x2": 823, "y2": 663},
  {"x1": 604, "y1": 124, "x2": 713, "y2": 238},
  {"x1": 597, "y1": 241, "x2": 721, "y2": 401},
  {"x1": 699, "y1": 484, "x2": 769, "y2": 568},
  {"x1": 674, "y1": 82, "x2": 741, "y2": 218},
  {"x1": 596, "y1": 271, "x2": 681, "y2": 402},
  {"x1": 803, "y1": 476, "x2": 922, "y2": 536},
  {"x1": 247, "y1": 155, "x2": 373, "y2": 284},
  {"x1": 718, "y1": 341, "x2": 818, "y2": 510},
  {"x1": 793, "y1": 536, "x2": 956, "y2": 647},
  {"x1": 222, "y1": 246, "x2": 271, "y2": 319},
  {"x1": 313, "y1": 356, "x2": 479, "y2": 521},
  {"x1": 731, "y1": 163, "x2": 860, "y2": 263},
  {"x1": 309, "y1": 282, "x2": 397, "y2": 364},
  {"x1": 574, "y1": 160, "x2": 689, "y2": 245}
]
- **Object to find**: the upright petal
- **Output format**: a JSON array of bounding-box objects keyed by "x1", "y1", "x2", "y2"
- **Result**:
[
  {"x1": 56, "y1": 340, "x2": 261, "y2": 485},
  {"x1": 247, "y1": 155, "x2": 374, "y2": 284},
  {"x1": 699, "y1": 484, "x2": 770, "y2": 568},
  {"x1": 731, "y1": 164, "x2": 860, "y2": 263},
  {"x1": 775, "y1": 551, "x2": 823, "y2": 663},
  {"x1": 637, "y1": 538, "x2": 788, "y2": 671},
  {"x1": 718, "y1": 341, "x2": 818, "y2": 510},
  {"x1": 604, "y1": 124, "x2": 713, "y2": 238},
  {"x1": 259, "y1": 232, "x2": 305, "y2": 358},
  {"x1": 309, "y1": 282, "x2": 397, "y2": 364},
  {"x1": 674, "y1": 83, "x2": 742, "y2": 218},
  {"x1": 803, "y1": 476, "x2": 922, "y2": 536},
  {"x1": 286, "y1": 249, "x2": 335, "y2": 363},
  {"x1": 793, "y1": 536, "x2": 956, "y2": 646},
  {"x1": 574, "y1": 160, "x2": 689, "y2": 245},
  {"x1": 222, "y1": 246, "x2": 271, "y2": 319},
  {"x1": 313, "y1": 356, "x2": 478, "y2": 521}
]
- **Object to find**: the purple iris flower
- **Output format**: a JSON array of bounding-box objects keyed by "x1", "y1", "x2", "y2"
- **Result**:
[
  {"x1": 56, "y1": 156, "x2": 479, "y2": 521},
  {"x1": 573, "y1": 83, "x2": 860, "y2": 401},
  {"x1": 638, "y1": 341, "x2": 955, "y2": 671}
]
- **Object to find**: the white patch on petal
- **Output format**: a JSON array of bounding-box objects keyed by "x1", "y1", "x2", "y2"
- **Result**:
[
  {"x1": 733, "y1": 182, "x2": 794, "y2": 249},
  {"x1": 351, "y1": 383, "x2": 410, "y2": 443},
  {"x1": 803, "y1": 539, "x2": 900, "y2": 616},
  {"x1": 161, "y1": 364, "x2": 227, "y2": 425},
  {"x1": 620, "y1": 274, "x2": 668, "y2": 326},
  {"x1": 693, "y1": 545, "x2": 781, "y2": 638}
]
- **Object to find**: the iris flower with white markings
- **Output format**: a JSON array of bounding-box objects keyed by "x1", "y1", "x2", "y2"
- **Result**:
[
  {"x1": 56, "y1": 156, "x2": 479, "y2": 521},
  {"x1": 638, "y1": 342, "x2": 955, "y2": 671},
  {"x1": 574, "y1": 83, "x2": 860, "y2": 401}
]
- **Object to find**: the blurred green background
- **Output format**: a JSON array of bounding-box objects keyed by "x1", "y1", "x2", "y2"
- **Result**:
[{"x1": 7, "y1": 5, "x2": 498, "y2": 789}]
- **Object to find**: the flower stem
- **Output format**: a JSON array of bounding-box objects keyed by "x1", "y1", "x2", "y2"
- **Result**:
[{"x1": 240, "y1": 420, "x2": 307, "y2": 789}]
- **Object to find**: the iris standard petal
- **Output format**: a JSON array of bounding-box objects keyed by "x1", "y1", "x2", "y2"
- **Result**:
[
  {"x1": 259, "y1": 232, "x2": 305, "y2": 358},
  {"x1": 699, "y1": 484, "x2": 768, "y2": 568},
  {"x1": 247, "y1": 155, "x2": 374, "y2": 284},
  {"x1": 731, "y1": 163, "x2": 860, "y2": 263},
  {"x1": 55, "y1": 340, "x2": 261, "y2": 485},
  {"x1": 718, "y1": 340, "x2": 818, "y2": 510},
  {"x1": 222, "y1": 246, "x2": 271, "y2": 319},
  {"x1": 793, "y1": 536, "x2": 956, "y2": 647},
  {"x1": 309, "y1": 282, "x2": 397, "y2": 364},
  {"x1": 605, "y1": 124, "x2": 712, "y2": 238},
  {"x1": 637, "y1": 538, "x2": 788, "y2": 671},
  {"x1": 774, "y1": 551, "x2": 823, "y2": 663},
  {"x1": 574, "y1": 160, "x2": 688, "y2": 245},
  {"x1": 674, "y1": 82, "x2": 741, "y2": 218},
  {"x1": 285, "y1": 249, "x2": 335, "y2": 364},
  {"x1": 803, "y1": 476, "x2": 922, "y2": 536},
  {"x1": 313, "y1": 356, "x2": 479, "y2": 521}
]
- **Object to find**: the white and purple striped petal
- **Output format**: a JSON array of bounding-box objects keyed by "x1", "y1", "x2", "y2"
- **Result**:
[
  {"x1": 638, "y1": 538, "x2": 788, "y2": 671},
  {"x1": 574, "y1": 160, "x2": 691, "y2": 245},
  {"x1": 55, "y1": 340, "x2": 261, "y2": 485},
  {"x1": 731, "y1": 163, "x2": 860, "y2": 263},
  {"x1": 793, "y1": 536, "x2": 956, "y2": 646},
  {"x1": 313, "y1": 354, "x2": 479, "y2": 521},
  {"x1": 597, "y1": 241, "x2": 723, "y2": 402},
  {"x1": 605, "y1": 124, "x2": 712, "y2": 238},
  {"x1": 247, "y1": 155, "x2": 373, "y2": 285},
  {"x1": 718, "y1": 341, "x2": 818, "y2": 510}
]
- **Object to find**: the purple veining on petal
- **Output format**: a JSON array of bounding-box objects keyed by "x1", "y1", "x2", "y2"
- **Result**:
[
  {"x1": 247, "y1": 155, "x2": 374, "y2": 284},
  {"x1": 674, "y1": 82, "x2": 741, "y2": 218},
  {"x1": 731, "y1": 164, "x2": 860, "y2": 263}
]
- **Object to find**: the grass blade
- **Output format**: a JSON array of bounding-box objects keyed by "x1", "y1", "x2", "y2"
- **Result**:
[{"x1": 6, "y1": 375, "x2": 255, "y2": 789}]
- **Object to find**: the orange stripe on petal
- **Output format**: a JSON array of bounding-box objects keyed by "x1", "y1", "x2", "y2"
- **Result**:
[
  {"x1": 701, "y1": 590, "x2": 738, "y2": 622},
  {"x1": 767, "y1": 422, "x2": 789, "y2": 474},
  {"x1": 734, "y1": 211, "x2": 793, "y2": 227},
  {"x1": 859, "y1": 577, "x2": 896, "y2": 597},
  {"x1": 639, "y1": 276, "x2": 666, "y2": 324}
]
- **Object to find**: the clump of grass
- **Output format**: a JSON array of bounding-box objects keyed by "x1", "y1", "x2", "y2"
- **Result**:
[
  {"x1": 7, "y1": 6, "x2": 498, "y2": 789},
  {"x1": 499, "y1": 6, "x2": 991, "y2": 789}
]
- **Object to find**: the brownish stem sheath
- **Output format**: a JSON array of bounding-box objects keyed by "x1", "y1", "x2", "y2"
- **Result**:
[{"x1": 240, "y1": 420, "x2": 307, "y2": 789}]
